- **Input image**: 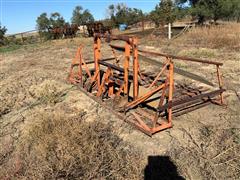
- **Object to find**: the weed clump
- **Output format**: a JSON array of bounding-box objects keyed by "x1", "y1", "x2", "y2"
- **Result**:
[
  {"x1": 2, "y1": 111, "x2": 143, "y2": 179},
  {"x1": 29, "y1": 80, "x2": 69, "y2": 104}
]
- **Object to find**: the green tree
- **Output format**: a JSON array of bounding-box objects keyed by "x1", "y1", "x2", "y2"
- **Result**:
[
  {"x1": 37, "y1": 12, "x2": 66, "y2": 40},
  {"x1": 150, "y1": 0, "x2": 176, "y2": 27},
  {"x1": 190, "y1": 0, "x2": 211, "y2": 24},
  {"x1": 71, "y1": 6, "x2": 83, "y2": 25},
  {"x1": 36, "y1": 13, "x2": 51, "y2": 40},
  {"x1": 0, "y1": 23, "x2": 7, "y2": 45},
  {"x1": 228, "y1": 0, "x2": 240, "y2": 22},
  {"x1": 71, "y1": 6, "x2": 94, "y2": 25},
  {"x1": 50, "y1": 12, "x2": 65, "y2": 28},
  {"x1": 211, "y1": 0, "x2": 240, "y2": 22},
  {"x1": 82, "y1": 9, "x2": 94, "y2": 24},
  {"x1": 108, "y1": 4, "x2": 116, "y2": 25},
  {"x1": 114, "y1": 3, "x2": 129, "y2": 25},
  {"x1": 191, "y1": 0, "x2": 229, "y2": 23},
  {"x1": 176, "y1": 0, "x2": 240, "y2": 23},
  {"x1": 36, "y1": 13, "x2": 50, "y2": 31},
  {"x1": 128, "y1": 8, "x2": 145, "y2": 25},
  {"x1": 107, "y1": 3, "x2": 145, "y2": 27}
]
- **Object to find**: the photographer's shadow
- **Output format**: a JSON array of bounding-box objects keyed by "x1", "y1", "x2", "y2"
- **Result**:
[{"x1": 144, "y1": 156, "x2": 185, "y2": 180}]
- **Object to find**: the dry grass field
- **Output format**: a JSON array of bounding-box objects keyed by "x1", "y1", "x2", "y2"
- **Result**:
[{"x1": 0, "y1": 23, "x2": 239, "y2": 179}]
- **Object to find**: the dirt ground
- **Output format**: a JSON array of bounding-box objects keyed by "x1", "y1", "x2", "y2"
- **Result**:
[{"x1": 0, "y1": 33, "x2": 239, "y2": 179}]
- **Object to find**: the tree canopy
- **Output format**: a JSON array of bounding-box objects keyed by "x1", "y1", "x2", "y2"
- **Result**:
[
  {"x1": 0, "y1": 23, "x2": 7, "y2": 45},
  {"x1": 150, "y1": 0, "x2": 176, "y2": 27},
  {"x1": 36, "y1": 12, "x2": 65, "y2": 40},
  {"x1": 109, "y1": 0, "x2": 240, "y2": 28},
  {"x1": 36, "y1": 12, "x2": 66, "y2": 31},
  {"x1": 71, "y1": 6, "x2": 94, "y2": 25},
  {"x1": 50, "y1": 12, "x2": 65, "y2": 28},
  {"x1": 34, "y1": 0, "x2": 240, "y2": 41},
  {"x1": 107, "y1": 3, "x2": 145, "y2": 27},
  {"x1": 36, "y1": 13, "x2": 51, "y2": 32},
  {"x1": 176, "y1": 0, "x2": 240, "y2": 23}
]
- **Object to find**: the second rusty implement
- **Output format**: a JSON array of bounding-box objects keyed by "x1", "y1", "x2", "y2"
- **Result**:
[{"x1": 68, "y1": 34, "x2": 226, "y2": 136}]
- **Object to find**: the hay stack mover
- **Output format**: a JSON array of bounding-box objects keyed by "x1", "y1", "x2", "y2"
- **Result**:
[{"x1": 68, "y1": 34, "x2": 225, "y2": 136}]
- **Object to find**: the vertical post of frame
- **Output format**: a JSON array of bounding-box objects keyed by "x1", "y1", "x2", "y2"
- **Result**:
[
  {"x1": 132, "y1": 37, "x2": 139, "y2": 100},
  {"x1": 69, "y1": 46, "x2": 81, "y2": 84},
  {"x1": 124, "y1": 40, "x2": 131, "y2": 95},
  {"x1": 216, "y1": 65, "x2": 224, "y2": 104},
  {"x1": 78, "y1": 47, "x2": 83, "y2": 86},
  {"x1": 94, "y1": 36, "x2": 101, "y2": 93},
  {"x1": 168, "y1": 59, "x2": 174, "y2": 125}
]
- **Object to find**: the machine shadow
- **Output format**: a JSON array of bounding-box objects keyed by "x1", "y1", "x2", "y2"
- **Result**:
[{"x1": 144, "y1": 156, "x2": 185, "y2": 180}]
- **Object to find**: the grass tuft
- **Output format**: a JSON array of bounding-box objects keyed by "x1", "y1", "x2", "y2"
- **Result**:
[
  {"x1": 0, "y1": 45, "x2": 22, "y2": 53},
  {"x1": 1, "y1": 111, "x2": 143, "y2": 179}
]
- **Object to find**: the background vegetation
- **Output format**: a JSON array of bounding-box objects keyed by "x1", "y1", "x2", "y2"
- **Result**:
[
  {"x1": 1, "y1": 0, "x2": 240, "y2": 45},
  {"x1": 0, "y1": 24, "x2": 7, "y2": 46}
]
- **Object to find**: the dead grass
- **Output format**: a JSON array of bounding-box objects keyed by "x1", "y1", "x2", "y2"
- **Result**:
[
  {"x1": 177, "y1": 48, "x2": 216, "y2": 58},
  {"x1": 178, "y1": 23, "x2": 240, "y2": 50},
  {"x1": 0, "y1": 80, "x2": 69, "y2": 117},
  {"x1": 138, "y1": 22, "x2": 240, "y2": 53},
  {"x1": 1, "y1": 110, "x2": 143, "y2": 179},
  {"x1": 167, "y1": 124, "x2": 240, "y2": 179},
  {"x1": 29, "y1": 80, "x2": 70, "y2": 105}
]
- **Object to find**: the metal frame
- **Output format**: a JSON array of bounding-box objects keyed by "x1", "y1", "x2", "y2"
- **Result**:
[{"x1": 68, "y1": 34, "x2": 226, "y2": 136}]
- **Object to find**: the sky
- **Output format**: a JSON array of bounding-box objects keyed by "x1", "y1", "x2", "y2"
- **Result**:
[{"x1": 0, "y1": 0, "x2": 159, "y2": 34}]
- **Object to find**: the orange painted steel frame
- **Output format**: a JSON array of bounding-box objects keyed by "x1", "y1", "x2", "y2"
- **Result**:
[
  {"x1": 124, "y1": 41, "x2": 130, "y2": 95},
  {"x1": 84, "y1": 35, "x2": 176, "y2": 135},
  {"x1": 132, "y1": 37, "x2": 139, "y2": 100},
  {"x1": 94, "y1": 37, "x2": 101, "y2": 92},
  {"x1": 69, "y1": 34, "x2": 225, "y2": 136},
  {"x1": 69, "y1": 46, "x2": 92, "y2": 85},
  {"x1": 109, "y1": 43, "x2": 225, "y2": 106},
  {"x1": 125, "y1": 59, "x2": 174, "y2": 135},
  {"x1": 93, "y1": 35, "x2": 139, "y2": 99}
]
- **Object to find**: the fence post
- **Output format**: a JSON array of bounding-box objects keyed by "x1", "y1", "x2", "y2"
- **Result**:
[{"x1": 168, "y1": 23, "x2": 172, "y2": 40}]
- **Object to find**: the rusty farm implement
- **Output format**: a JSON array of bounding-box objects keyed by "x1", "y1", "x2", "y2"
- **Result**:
[{"x1": 68, "y1": 34, "x2": 225, "y2": 136}]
